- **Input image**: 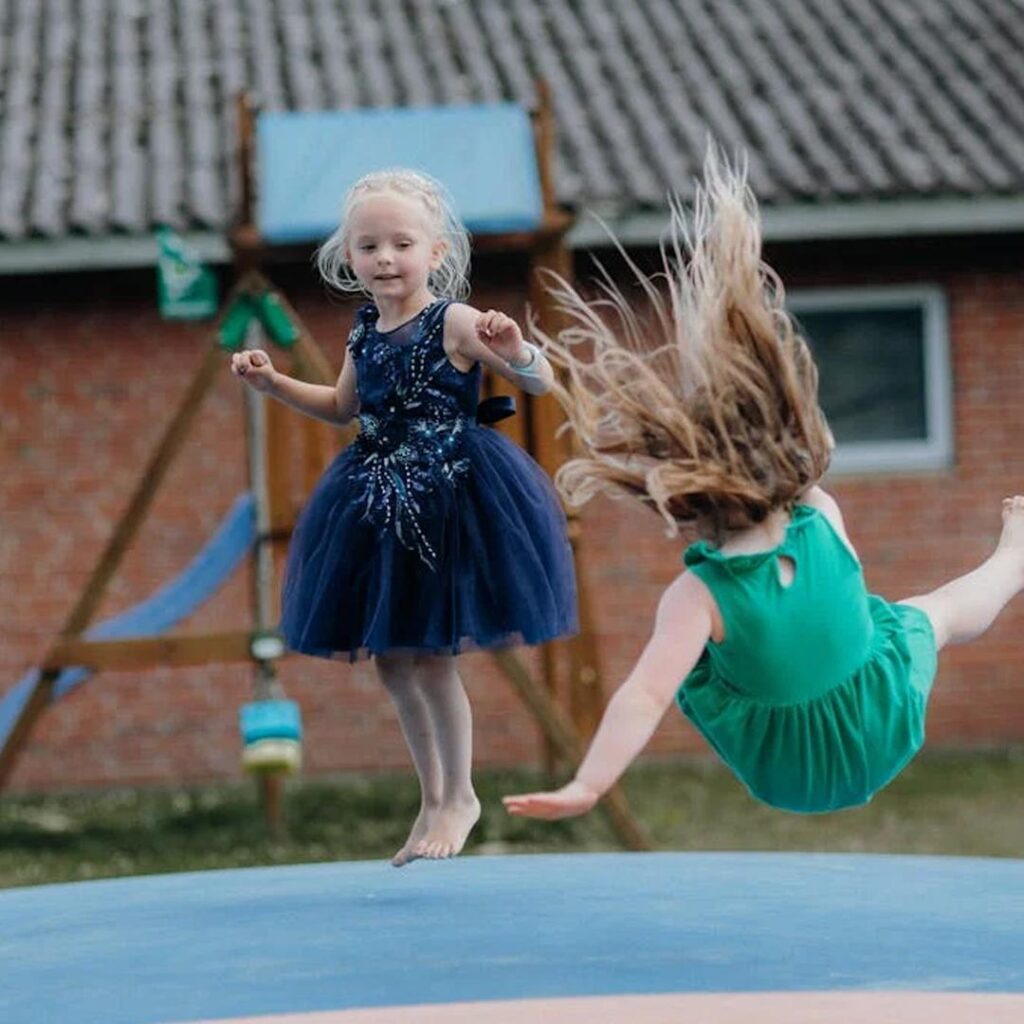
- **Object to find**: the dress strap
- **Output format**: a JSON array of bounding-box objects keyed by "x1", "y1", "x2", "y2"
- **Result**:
[{"x1": 419, "y1": 298, "x2": 454, "y2": 344}]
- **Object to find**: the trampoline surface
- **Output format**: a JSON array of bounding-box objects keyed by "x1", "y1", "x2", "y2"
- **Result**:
[{"x1": 3, "y1": 852, "x2": 1022, "y2": 1023}]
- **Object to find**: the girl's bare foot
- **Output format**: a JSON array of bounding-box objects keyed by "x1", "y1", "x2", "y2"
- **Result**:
[
  {"x1": 390, "y1": 805, "x2": 434, "y2": 868},
  {"x1": 998, "y1": 496, "x2": 1024, "y2": 558},
  {"x1": 412, "y1": 795, "x2": 481, "y2": 861},
  {"x1": 900, "y1": 496, "x2": 1024, "y2": 650}
]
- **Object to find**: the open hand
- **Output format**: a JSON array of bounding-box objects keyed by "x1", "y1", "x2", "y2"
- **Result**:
[
  {"x1": 475, "y1": 309, "x2": 525, "y2": 362},
  {"x1": 503, "y1": 780, "x2": 600, "y2": 821},
  {"x1": 230, "y1": 349, "x2": 277, "y2": 393}
]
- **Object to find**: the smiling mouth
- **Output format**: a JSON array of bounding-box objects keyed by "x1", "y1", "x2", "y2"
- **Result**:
[{"x1": 375, "y1": 274, "x2": 400, "y2": 280}]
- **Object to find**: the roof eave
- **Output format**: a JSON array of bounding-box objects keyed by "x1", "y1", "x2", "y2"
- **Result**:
[
  {"x1": 0, "y1": 232, "x2": 231, "y2": 276},
  {"x1": 3, "y1": 196, "x2": 1024, "y2": 275},
  {"x1": 567, "y1": 195, "x2": 1024, "y2": 249}
]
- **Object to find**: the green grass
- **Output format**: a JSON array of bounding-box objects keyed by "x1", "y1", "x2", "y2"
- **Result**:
[{"x1": 2, "y1": 750, "x2": 1022, "y2": 889}]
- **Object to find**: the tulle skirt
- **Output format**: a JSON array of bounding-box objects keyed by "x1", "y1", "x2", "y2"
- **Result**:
[{"x1": 280, "y1": 426, "x2": 579, "y2": 661}]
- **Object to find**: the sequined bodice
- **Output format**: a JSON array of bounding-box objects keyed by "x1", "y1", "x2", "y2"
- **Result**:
[
  {"x1": 349, "y1": 300, "x2": 481, "y2": 423},
  {"x1": 346, "y1": 299, "x2": 481, "y2": 568}
]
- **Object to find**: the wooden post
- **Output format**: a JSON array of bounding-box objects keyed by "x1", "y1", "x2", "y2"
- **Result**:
[
  {"x1": 244, "y1": 363, "x2": 280, "y2": 690},
  {"x1": 265, "y1": 391, "x2": 292, "y2": 538},
  {"x1": 231, "y1": 93, "x2": 263, "y2": 274},
  {"x1": 529, "y1": 78, "x2": 569, "y2": 776},
  {"x1": 243, "y1": 346, "x2": 287, "y2": 839},
  {"x1": 528, "y1": 78, "x2": 606, "y2": 756},
  {"x1": 232, "y1": 96, "x2": 290, "y2": 838},
  {"x1": 520, "y1": 79, "x2": 644, "y2": 853},
  {"x1": 0, "y1": 346, "x2": 223, "y2": 790},
  {"x1": 264, "y1": 286, "x2": 353, "y2": 494}
]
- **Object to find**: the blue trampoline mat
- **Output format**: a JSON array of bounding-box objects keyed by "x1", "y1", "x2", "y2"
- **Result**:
[{"x1": 2, "y1": 852, "x2": 1022, "y2": 1024}]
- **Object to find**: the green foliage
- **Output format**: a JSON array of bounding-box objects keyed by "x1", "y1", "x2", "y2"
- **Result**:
[{"x1": 1, "y1": 751, "x2": 1021, "y2": 890}]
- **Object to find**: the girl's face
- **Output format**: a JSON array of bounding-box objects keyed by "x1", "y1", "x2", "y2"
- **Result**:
[{"x1": 345, "y1": 192, "x2": 446, "y2": 302}]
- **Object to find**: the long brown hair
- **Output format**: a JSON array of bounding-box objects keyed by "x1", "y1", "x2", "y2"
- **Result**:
[{"x1": 536, "y1": 153, "x2": 833, "y2": 543}]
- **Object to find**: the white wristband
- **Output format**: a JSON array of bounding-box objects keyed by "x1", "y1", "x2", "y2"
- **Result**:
[{"x1": 507, "y1": 341, "x2": 542, "y2": 377}]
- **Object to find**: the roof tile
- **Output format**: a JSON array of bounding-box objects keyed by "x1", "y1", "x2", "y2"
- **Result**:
[{"x1": 1, "y1": 0, "x2": 1022, "y2": 242}]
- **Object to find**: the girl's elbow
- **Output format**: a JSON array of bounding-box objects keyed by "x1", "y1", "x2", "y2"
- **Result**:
[
  {"x1": 616, "y1": 676, "x2": 672, "y2": 718},
  {"x1": 335, "y1": 402, "x2": 358, "y2": 426}
]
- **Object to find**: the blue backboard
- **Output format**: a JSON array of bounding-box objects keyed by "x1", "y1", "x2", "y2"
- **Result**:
[{"x1": 257, "y1": 104, "x2": 544, "y2": 244}]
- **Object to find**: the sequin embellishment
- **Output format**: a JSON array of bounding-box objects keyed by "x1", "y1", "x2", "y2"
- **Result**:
[{"x1": 349, "y1": 303, "x2": 473, "y2": 569}]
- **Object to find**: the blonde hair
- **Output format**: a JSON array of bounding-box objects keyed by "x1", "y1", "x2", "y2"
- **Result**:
[
  {"x1": 536, "y1": 152, "x2": 833, "y2": 543},
  {"x1": 316, "y1": 168, "x2": 471, "y2": 300}
]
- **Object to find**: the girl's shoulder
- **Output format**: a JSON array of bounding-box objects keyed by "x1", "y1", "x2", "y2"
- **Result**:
[
  {"x1": 355, "y1": 301, "x2": 379, "y2": 326},
  {"x1": 438, "y1": 300, "x2": 480, "y2": 351},
  {"x1": 346, "y1": 303, "x2": 379, "y2": 350},
  {"x1": 655, "y1": 568, "x2": 719, "y2": 643},
  {"x1": 440, "y1": 299, "x2": 474, "y2": 328}
]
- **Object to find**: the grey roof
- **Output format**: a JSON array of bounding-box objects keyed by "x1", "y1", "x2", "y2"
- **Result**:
[{"x1": 2, "y1": 0, "x2": 1024, "y2": 244}]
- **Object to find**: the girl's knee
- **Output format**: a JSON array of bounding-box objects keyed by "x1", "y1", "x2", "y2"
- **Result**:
[
  {"x1": 376, "y1": 652, "x2": 458, "y2": 693},
  {"x1": 376, "y1": 653, "x2": 417, "y2": 690},
  {"x1": 411, "y1": 652, "x2": 458, "y2": 679}
]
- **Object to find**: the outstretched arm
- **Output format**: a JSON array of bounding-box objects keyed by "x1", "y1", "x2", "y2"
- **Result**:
[
  {"x1": 230, "y1": 348, "x2": 359, "y2": 425},
  {"x1": 503, "y1": 572, "x2": 713, "y2": 820},
  {"x1": 443, "y1": 302, "x2": 555, "y2": 396}
]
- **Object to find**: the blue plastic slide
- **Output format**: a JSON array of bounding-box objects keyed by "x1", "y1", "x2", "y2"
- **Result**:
[{"x1": 0, "y1": 493, "x2": 256, "y2": 750}]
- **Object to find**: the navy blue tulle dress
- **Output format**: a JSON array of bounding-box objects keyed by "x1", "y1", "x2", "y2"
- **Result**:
[{"x1": 280, "y1": 299, "x2": 579, "y2": 661}]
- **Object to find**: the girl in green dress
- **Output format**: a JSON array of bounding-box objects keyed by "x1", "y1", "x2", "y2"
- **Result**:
[{"x1": 504, "y1": 156, "x2": 1024, "y2": 819}]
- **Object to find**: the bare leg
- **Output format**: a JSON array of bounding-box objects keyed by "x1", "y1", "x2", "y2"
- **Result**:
[
  {"x1": 901, "y1": 497, "x2": 1024, "y2": 651},
  {"x1": 411, "y1": 655, "x2": 482, "y2": 860},
  {"x1": 376, "y1": 653, "x2": 444, "y2": 867}
]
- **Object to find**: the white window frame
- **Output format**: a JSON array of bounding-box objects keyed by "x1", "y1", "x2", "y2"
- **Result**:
[{"x1": 788, "y1": 284, "x2": 953, "y2": 475}]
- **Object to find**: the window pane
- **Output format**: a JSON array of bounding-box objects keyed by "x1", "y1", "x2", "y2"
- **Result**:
[{"x1": 796, "y1": 307, "x2": 927, "y2": 444}]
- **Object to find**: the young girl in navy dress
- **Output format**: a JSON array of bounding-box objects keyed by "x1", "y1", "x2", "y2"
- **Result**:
[
  {"x1": 231, "y1": 169, "x2": 577, "y2": 865},
  {"x1": 505, "y1": 156, "x2": 1024, "y2": 824}
]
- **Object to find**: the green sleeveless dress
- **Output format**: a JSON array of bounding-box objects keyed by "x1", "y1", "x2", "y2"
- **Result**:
[{"x1": 676, "y1": 504, "x2": 937, "y2": 813}]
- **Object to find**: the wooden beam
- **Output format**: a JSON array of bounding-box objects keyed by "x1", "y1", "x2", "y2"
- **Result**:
[
  {"x1": 522, "y1": 225, "x2": 607, "y2": 744},
  {"x1": 526, "y1": 77, "x2": 580, "y2": 774},
  {"x1": 0, "y1": 679, "x2": 56, "y2": 789},
  {"x1": 230, "y1": 92, "x2": 264, "y2": 273},
  {"x1": 68, "y1": 346, "x2": 225, "y2": 637},
  {"x1": 231, "y1": 106, "x2": 290, "y2": 838},
  {"x1": 244, "y1": 368, "x2": 284, "y2": 707},
  {"x1": 252, "y1": 275, "x2": 356, "y2": 479},
  {"x1": 266, "y1": 383, "x2": 293, "y2": 535},
  {"x1": 43, "y1": 632, "x2": 257, "y2": 672},
  {"x1": 228, "y1": 270, "x2": 348, "y2": 493},
  {"x1": 565, "y1": 519, "x2": 605, "y2": 739},
  {"x1": 493, "y1": 650, "x2": 651, "y2": 852},
  {"x1": 289, "y1": 325, "x2": 338, "y2": 389},
  {"x1": 243, "y1": 270, "x2": 335, "y2": 385},
  {"x1": 531, "y1": 77, "x2": 561, "y2": 226},
  {"x1": 0, "y1": 343, "x2": 225, "y2": 790}
]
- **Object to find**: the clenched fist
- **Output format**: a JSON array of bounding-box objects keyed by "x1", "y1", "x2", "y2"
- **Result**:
[
  {"x1": 474, "y1": 309, "x2": 526, "y2": 363},
  {"x1": 230, "y1": 349, "x2": 277, "y2": 393}
]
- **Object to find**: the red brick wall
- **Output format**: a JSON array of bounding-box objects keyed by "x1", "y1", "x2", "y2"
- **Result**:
[{"x1": 2, "y1": 238, "x2": 1023, "y2": 792}]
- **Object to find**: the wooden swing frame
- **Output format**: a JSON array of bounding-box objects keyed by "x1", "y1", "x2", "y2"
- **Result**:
[{"x1": 0, "y1": 85, "x2": 648, "y2": 851}]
